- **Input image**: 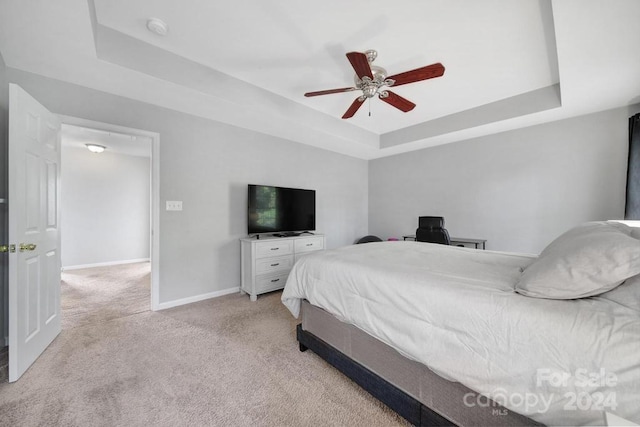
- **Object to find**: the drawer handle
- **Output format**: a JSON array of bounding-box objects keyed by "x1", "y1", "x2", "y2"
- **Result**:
[
  {"x1": 270, "y1": 263, "x2": 279, "y2": 267},
  {"x1": 270, "y1": 278, "x2": 280, "y2": 283},
  {"x1": 270, "y1": 248, "x2": 279, "y2": 251},
  {"x1": 306, "y1": 243, "x2": 313, "y2": 246}
]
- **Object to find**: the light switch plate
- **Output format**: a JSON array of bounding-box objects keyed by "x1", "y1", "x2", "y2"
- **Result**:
[{"x1": 166, "y1": 200, "x2": 183, "y2": 211}]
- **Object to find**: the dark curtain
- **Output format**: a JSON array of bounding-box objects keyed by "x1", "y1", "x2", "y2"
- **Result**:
[{"x1": 626, "y1": 114, "x2": 640, "y2": 219}]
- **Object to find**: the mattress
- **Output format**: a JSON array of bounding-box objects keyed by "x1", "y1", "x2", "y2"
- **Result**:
[{"x1": 281, "y1": 241, "x2": 640, "y2": 426}]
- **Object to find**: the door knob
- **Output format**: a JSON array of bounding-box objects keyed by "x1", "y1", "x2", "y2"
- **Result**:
[
  {"x1": 19, "y1": 243, "x2": 37, "y2": 252},
  {"x1": 0, "y1": 244, "x2": 16, "y2": 253}
]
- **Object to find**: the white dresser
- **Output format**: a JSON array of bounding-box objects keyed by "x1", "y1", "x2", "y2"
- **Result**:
[{"x1": 240, "y1": 234, "x2": 325, "y2": 301}]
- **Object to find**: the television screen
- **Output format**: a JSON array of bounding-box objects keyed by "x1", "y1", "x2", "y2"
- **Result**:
[{"x1": 248, "y1": 185, "x2": 315, "y2": 235}]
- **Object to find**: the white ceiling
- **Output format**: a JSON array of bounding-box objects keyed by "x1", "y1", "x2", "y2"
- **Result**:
[
  {"x1": 1, "y1": 0, "x2": 639, "y2": 159},
  {"x1": 61, "y1": 124, "x2": 152, "y2": 158}
]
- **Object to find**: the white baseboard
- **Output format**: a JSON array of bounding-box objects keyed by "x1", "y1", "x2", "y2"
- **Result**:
[
  {"x1": 156, "y1": 286, "x2": 240, "y2": 311},
  {"x1": 62, "y1": 258, "x2": 150, "y2": 271}
]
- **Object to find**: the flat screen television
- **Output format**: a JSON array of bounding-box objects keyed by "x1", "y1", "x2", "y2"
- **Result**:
[{"x1": 248, "y1": 184, "x2": 315, "y2": 235}]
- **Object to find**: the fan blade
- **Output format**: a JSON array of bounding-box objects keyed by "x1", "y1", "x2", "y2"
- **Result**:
[
  {"x1": 342, "y1": 97, "x2": 365, "y2": 119},
  {"x1": 380, "y1": 91, "x2": 416, "y2": 112},
  {"x1": 387, "y1": 63, "x2": 445, "y2": 87},
  {"x1": 346, "y1": 52, "x2": 373, "y2": 80},
  {"x1": 304, "y1": 87, "x2": 356, "y2": 97}
]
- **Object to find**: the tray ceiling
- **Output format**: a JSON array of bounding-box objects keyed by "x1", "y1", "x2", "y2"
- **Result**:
[{"x1": 0, "y1": 0, "x2": 639, "y2": 159}]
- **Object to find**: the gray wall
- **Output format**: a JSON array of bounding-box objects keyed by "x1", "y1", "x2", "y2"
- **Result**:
[
  {"x1": 4, "y1": 64, "x2": 638, "y2": 313},
  {"x1": 0, "y1": 51, "x2": 8, "y2": 344},
  {"x1": 370, "y1": 107, "x2": 634, "y2": 254},
  {"x1": 61, "y1": 146, "x2": 150, "y2": 268},
  {"x1": 6, "y1": 69, "x2": 368, "y2": 304}
]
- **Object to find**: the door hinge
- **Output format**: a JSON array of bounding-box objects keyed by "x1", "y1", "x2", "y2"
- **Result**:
[{"x1": 0, "y1": 244, "x2": 16, "y2": 253}]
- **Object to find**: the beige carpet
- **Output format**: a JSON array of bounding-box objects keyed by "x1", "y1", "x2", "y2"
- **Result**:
[
  {"x1": 61, "y1": 262, "x2": 151, "y2": 330},
  {"x1": 0, "y1": 279, "x2": 407, "y2": 426}
]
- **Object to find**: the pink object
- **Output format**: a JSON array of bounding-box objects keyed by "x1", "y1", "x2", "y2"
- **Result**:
[{"x1": 388, "y1": 238, "x2": 399, "y2": 241}]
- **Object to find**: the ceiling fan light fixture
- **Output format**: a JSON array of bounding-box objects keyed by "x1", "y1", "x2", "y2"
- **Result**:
[
  {"x1": 146, "y1": 18, "x2": 169, "y2": 36},
  {"x1": 304, "y1": 50, "x2": 445, "y2": 119},
  {"x1": 86, "y1": 144, "x2": 106, "y2": 153},
  {"x1": 364, "y1": 49, "x2": 378, "y2": 63},
  {"x1": 354, "y1": 65, "x2": 388, "y2": 86},
  {"x1": 362, "y1": 85, "x2": 378, "y2": 98}
]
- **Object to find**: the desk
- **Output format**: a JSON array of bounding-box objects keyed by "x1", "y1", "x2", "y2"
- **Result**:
[{"x1": 402, "y1": 235, "x2": 487, "y2": 250}]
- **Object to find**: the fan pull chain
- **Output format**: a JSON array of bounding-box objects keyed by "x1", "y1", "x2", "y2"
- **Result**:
[{"x1": 368, "y1": 98, "x2": 371, "y2": 117}]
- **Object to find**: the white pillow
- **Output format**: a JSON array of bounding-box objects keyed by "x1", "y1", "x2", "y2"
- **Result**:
[{"x1": 516, "y1": 221, "x2": 640, "y2": 299}]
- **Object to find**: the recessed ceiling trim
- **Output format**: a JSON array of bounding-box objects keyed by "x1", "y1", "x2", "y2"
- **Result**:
[
  {"x1": 92, "y1": 21, "x2": 380, "y2": 154},
  {"x1": 381, "y1": 84, "x2": 562, "y2": 149}
]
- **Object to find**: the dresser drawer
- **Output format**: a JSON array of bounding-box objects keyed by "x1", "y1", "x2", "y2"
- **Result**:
[
  {"x1": 294, "y1": 237, "x2": 324, "y2": 253},
  {"x1": 255, "y1": 255, "x2": 294, "y2": 275},
  {"x1": 255, "y1": 240, "x2": 293, "y2": 258},
  {"x1": 241, "y1": 234, "x2": 324, "y2": 301},
  {"x1": 255, "y1": 272, "x2": 289, "y2": 293}
]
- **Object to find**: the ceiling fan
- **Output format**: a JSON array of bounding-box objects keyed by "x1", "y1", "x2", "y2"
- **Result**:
[{"x1": 304, "y1": 50, "x2": 445, "y2": 119}]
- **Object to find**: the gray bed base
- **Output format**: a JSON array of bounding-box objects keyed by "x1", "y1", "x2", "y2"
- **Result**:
[{"x1": 299, "y1": 300, "x2": 542, "y2": 426}]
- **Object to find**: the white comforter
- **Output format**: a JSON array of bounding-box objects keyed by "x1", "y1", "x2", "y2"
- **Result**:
[{"x1": 281, "y1": 241, "x2": 640, "y2": 426}]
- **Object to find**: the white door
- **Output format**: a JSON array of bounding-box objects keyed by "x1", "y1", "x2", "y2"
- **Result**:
[{"x1": 8, "y1": 84, "x2": 61, "y2": 382}]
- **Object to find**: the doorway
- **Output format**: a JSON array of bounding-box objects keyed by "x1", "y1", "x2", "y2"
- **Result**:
[
  {"x1": 59, "y1": 117, "x2": 160, "y2": 317},
  {"x1": 4, "y1": 86, "x2": 162, "y2": 382}
]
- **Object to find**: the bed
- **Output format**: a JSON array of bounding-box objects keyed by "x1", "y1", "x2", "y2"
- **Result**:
[{"x1": 281, "y1": 221, "x2": 640, "y2": 426}]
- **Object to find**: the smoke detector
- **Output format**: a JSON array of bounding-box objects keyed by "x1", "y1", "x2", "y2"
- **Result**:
[{"x1": 146, "y1": 18, "x2": 168, "y2": 36}]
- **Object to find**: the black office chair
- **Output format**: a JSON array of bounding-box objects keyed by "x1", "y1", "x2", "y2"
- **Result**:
[
  {"x1": 415, "y1": 216, "x2": 451, "y2": 245},
  {"x1": 356, "y1": 235, "x2": 383, "y2": 244}
]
